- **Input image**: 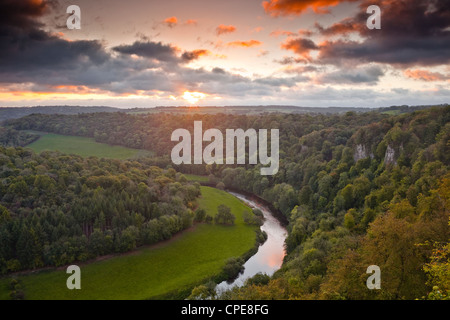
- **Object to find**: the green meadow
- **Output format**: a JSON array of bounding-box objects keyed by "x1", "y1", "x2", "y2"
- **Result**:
[
  {"x1": 0, "y1": 187, "x2": 257, "y2": 300},
  {"x1": 26, "y1": 133, "x2": 152, "y2": 160}
]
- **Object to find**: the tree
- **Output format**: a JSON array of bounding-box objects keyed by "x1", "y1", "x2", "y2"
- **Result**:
[
  {"x1": 344, "y1": 209, "x2": 356, "y2": 230},
  {"x1": 223, "y1": 257, "x2": 244, "y2": 280},
  {"x1": 204, "y1": 215, "x2": 213, "y2": 224},
  {"x1": 215, "y1": 205, "x2": 235, "y2": 225},
  {"x1": 0, "y1": 205, "x2": 11, "y2": 225},
  {"x1": 216, "y1": 182, "x2": 225, "y2": 190},
  {"x1": 362, "y1": 212, "x2": 429, "y2": 299},
  {"x1": 341, "y1": 184, "x2": 354, "y2": 210},
  {"x1": 194, "y1": 208, "x2": 206, "y2": 222},
  {"x1": 89, "y1": 229, "x2": 106, "y2": 256},
  {"x1": 187, "y1": 281, "x2": 217, "y2": 300},
  {"x1": 423, "y1": 242, "x2": 450, "y2": 300},
  {"x1": 243, "y1": 210, "x2": 263, "y2": 226}
]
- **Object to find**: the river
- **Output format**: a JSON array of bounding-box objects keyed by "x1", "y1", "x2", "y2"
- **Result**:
[{"x1": 216, "y1": 191, "x2": 288, "y2": 292}]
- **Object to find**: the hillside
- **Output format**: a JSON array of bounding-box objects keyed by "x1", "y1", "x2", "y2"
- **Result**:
[
  {"x1": 0, "y1": 106, "x2": 121, "y2": 122},
  {"x1": 2, "y1": 105, "x2": 449, "y2": 300}
]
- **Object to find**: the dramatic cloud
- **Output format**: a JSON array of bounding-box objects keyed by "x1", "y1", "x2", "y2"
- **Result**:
[
  {"x1": 262, "y1": 0, "x2": 358, "y2": 16},
  {"x1": 281, "y1": 38, "x2": 318, "y2": 60},
  {"x1": 1, "y1": 0, "x2": 448, "y2": 107},
  {"x1": 0, "y1": 0, "x2": 309, "y2": 103},
  {"x1": 112, "y1": 41, "x2": 180, "y2": 62},
  {"x1": 315, "y1": 0, "x2": 450, "y2": 67},
  {"x1": 0, "y1": 0, "x2": 50, "y2": 29},
  {"x1": 216, "y1": 24, "x2": 237, "y2": 36},
  {"x1": 314, "y1": 19, "x2": 360, "y2": 36},
  {"x1": 0, "y1": 0, "x2": 110, "y2": 83}
]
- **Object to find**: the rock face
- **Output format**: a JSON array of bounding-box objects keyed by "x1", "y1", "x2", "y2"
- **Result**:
[
  {"x1": 354, "y1": 144, "x2": 374, "y2": 162},
  {"x1": 354, "y1": 144, "x2": 368, "y2": 162},
  {"x1": 384, "y1": 145, "x2": 396, "y2": 165}
]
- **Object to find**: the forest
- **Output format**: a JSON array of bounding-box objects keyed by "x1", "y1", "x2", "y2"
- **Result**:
[
  {"x1": 2, "y1": 105, "x2": 449, "y2": 299},
  {"x1": 0, "y1": 147, "x2": 200, "y2": 273}
]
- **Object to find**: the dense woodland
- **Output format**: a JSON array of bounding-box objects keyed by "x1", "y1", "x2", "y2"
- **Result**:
[
  {"x1": 0, "y1": 148, "x2": 200, "y2": 273},
  {"x1": 3, "y1": 105, "x2": 450, "y2": 299},
  {"x1": 0, "y1": 128, "x2": 38, "y2": 148}
]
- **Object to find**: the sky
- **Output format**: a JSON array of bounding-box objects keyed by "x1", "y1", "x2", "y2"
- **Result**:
[{"x1": 0, "y1": 0, "x2": 449, "y2": 108}]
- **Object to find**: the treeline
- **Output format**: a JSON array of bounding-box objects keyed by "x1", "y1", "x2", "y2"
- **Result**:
[
  {"x1": 0, "y1": 147, "x2": 200, "y2": 273},
  {"x1": 0, "y1": 128, "x2": 38, "y2": 147},
  {"x1": 5, "y1": 109, "x2": 387, "y2": 165},
  {"x1": 0, "y1": 106, "x2": 120, "y2": 122}
]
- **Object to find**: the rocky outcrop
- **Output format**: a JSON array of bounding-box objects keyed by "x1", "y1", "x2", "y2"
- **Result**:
[
  {"x1": 384, "y1": 145, "x2": 396, "y2": 165},
  {"x1": 354, "y1": 144, "x2": 374, "y2": 162},
  {"x1": 354, "y1": 144, "x2": 368, "y2": 161}
]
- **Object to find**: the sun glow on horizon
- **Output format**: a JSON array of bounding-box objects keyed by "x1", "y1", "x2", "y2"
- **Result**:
[{"x1": 183, "y1": 91, "x2": 207, "y2": 104}]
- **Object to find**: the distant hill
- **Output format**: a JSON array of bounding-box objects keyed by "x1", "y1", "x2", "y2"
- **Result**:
[
  {"x1": 128, "y1": 105, "x2": 374, "y2": 115},
  {"x1": 1, "y1": 104, "x2": 447, "y2": 122},
  {"x1": 0, "y1": 106, "x2": 121, "y2": 122}
]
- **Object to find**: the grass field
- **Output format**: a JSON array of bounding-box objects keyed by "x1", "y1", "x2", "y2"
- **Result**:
[
  {"x1": 25, "y1": 133, "x2": 152, "y2": 160},
  {"x1": 0, "y1": 187, "x2": 257, "y2": 300}
]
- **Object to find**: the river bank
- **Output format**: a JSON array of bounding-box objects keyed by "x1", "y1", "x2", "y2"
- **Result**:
[{"x1": 216, "y1": 191, "x2": 288, "y2": 292}]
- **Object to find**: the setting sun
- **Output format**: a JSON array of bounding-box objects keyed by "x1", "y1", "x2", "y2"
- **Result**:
[{"x1": 183, "y1": 91, "x2": 207, "y2": 104}]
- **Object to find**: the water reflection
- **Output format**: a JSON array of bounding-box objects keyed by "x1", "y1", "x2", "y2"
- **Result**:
[{"x1": 216, "y1": 192, "x2": 287, "y2": 292}]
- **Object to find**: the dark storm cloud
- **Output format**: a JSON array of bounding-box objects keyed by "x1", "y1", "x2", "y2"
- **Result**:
[
  {"x1": 0, "y1": 0, "x2": 110, "y2": 84},
  {"x1": 314, "y1": 0, "x2": 450, "y2": 67},
  {"x1": 0, "y1": 0, "x2": 306, "y2": 100},
  {"x1": 0, "y1": 28, "x2": 109, "y2": 74},
  {"x1": 112, "y1": 41, "x2": 180, "y2": 62},
  {"x1": 0, "y1": 0, "x2": 51, "y2": 29}
]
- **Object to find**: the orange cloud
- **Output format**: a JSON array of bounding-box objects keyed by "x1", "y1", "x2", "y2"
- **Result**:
[
  {"x1": 263, "y1": 0, "x2": 359, "y2": 16},
  {"x1": 227, "y1": 40, "x2": 263, "y2": 48},
  {"x1": 404, "y1": 69, "x2": 448, "y2": 81},
  {"x1": 315, "y1": 19, "x2": 361, "y2": 36},
  {"x1": 281, "y1": 37, "x2": 319, "y2": 60},
  {"x1": 164, "y1": 16, "x2": 178, "y2": 28},
  {"x1": 0, "y1": 86, "x2": 111, "y2": 101},
  {"x1": 216, "y1": 24, "x2": 237, "y2": 35},
  {"x1": 182, "y1": 49, "x2": 211, "y2": 62}
]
